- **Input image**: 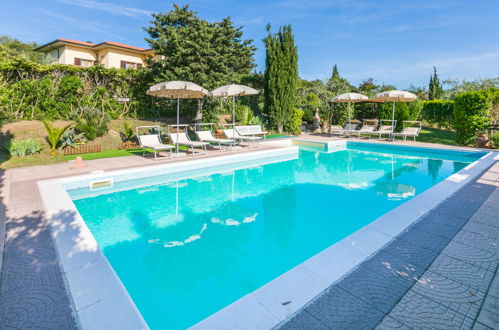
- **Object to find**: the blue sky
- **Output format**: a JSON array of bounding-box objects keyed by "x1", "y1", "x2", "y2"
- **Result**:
[{"x1": 1, "y1": 0, "x2": 498, "y2": 88}]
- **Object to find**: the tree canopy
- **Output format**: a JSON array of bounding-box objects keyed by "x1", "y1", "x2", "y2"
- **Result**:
[
  {"x1": 144, "y1": 5, "x2": 256, "y2": 90},
  {"x1": 428, "y1": 66, "x2": 443, "y2": 100}
]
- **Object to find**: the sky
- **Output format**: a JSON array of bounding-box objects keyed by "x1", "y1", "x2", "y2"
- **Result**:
[{"x1": 1, "y1": 0, "x2": 498, "y2": 89}]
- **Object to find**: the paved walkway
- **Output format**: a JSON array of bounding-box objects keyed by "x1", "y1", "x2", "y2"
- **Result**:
[
  {"x1": 0, "y1": 146, "x2": 278, "y2": 329},
  {"x1": 279, "y1": 162, "x2": 499, "y2": 329},
  {"x1": 0, "y1": 141, "x2": 497, "y2": 329}
]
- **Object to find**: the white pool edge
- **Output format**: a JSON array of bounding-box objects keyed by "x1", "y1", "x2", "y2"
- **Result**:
[
  {"x1": 36, "y1": 142, "x2": 497, "y2": 330},
  {"x1": 37, "y1": 146, "x2": 299, "y2": 330},
  {"x1": 190, "y1": 149, "x2": 498, "y2": 330}
]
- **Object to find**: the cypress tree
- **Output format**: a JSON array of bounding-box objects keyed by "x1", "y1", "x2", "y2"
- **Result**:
[
  {"x1": 264, "y1": 24, "x2": 298, "y2": 133},
  {"x1": 428, "y1": 66, "x2": 443, "y2": 100},
  {"x1": 331, "y1": 64, "x2": 340, "y2": 80}
]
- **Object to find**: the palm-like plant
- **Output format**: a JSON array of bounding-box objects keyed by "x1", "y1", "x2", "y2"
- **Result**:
[{"x1": 42, "y1": 120, "x2": 70, "y2": 155}]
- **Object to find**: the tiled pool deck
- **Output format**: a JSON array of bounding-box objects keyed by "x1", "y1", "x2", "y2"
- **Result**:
[
  {"x1": 279, "y1": 161, "x2": 499, "y2": 329},
  {"x1": 0, "y1": 137, "x2": 497, "y2": 329}
]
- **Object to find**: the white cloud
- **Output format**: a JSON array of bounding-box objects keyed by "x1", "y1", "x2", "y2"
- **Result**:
[
  {"x1": 38, "y1": 10, "x2": 126, "y2": 40},
  {"x1": 55, "y1": 0, "x2": 151, "y2": 17}
]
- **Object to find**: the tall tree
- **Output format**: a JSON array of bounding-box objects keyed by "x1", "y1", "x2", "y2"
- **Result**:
[
  {"x1": 144, "y1": 4, "x2": 256, "y2": 121},
  {"x1": 428, "y1": 66, "x2": 443, "y2": 100},
  {"x1": 331, "y1": 64, "x2": 340, "y2": 80},
  {"x1": 263, "y1": 24, "x2": 298, "y2": 133}
]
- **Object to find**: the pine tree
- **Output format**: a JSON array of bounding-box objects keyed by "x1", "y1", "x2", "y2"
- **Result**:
[
  {"x1": 428, "y1": 66, "x2": 443, "y2": 100},
  {"x1": 263, "y1": 25, "x2": 298, "y2": 133},
  {"x1": 145, "y1": 4, "x2": 256, "y2": 121}
]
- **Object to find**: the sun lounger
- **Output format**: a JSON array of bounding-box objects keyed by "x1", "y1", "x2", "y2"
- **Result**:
[
  {"x1": 340, "y1": 123, "x2": 359, "y2": 137},
  {"x1": 195, "y1": 130, "x2": 235, "y2": 150},
  {"x1": 351, "y1": 124, "x2": 377, "y2": 138},
  {"x1": 137, "y1": 133, "x2": 174, "y2": 160},
  {"x1": 392, "y1": 121, "x2": 422, "y2": 141},
  {"x1": 169, "y1": 132, "x2": 209, "y2": 154},
  {"x1": 235, "y1": 125, "x2": 268, "y2": 139},
  {"x1": 329, "y1": 125, "x2": 344, "y2": 136},
  {"x1": 371, "y1": 125, "x2": 395, "y2": 139},
  {"x1": 223, "y1": 129, "x2": 262, "y2": 147}
]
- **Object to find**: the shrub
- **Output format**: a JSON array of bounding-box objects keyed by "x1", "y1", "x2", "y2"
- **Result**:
[
  {"x1": 75, "y1": 107, "x2": 110, "y2": 140},
  {"x1": 490, "y1": 131, "x2": 499, "y2": 149},
  {"x1": 42, "y1": 120, "x2": 70, "y2": 154},
  {"x1": 61, "y1": 127, "x2": 86, "y2": 148},
  {"x1": 5, "y1": 138, "x2": 43, "y2": 156},
  {"x1": 454, "y1": 91, "x2": 492, "y2": 145},
  {"x1": 121, "y1": 122, "x2": 135, "y2": 142},
  {"x1": 422, "y1": 100, "x2": 454, "y2": 129},
  {"x1": 285, "y1": 107, "x2": 304, "y2": 135},
  {"x1": 235, "y1": 104, "x2": 254, "y2": 125}
]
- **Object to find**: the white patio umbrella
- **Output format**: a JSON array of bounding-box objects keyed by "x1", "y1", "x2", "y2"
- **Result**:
[
  {"x1": 331, "y1": 93, "x2": 368, "y2": 125},
  {"x1": 373, "y1": 90, "x2": 417, "y2": 132},
  {"x1": 147, "y1": 81, "x2": 208, "y2": 154},
  {"x1": 209, "y1": 84, "x2": 259, "y2": 138}
]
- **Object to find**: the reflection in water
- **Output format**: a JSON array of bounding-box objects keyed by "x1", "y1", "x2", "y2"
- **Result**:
[
  {"x1": 428, "y1": 159, "x2": 444, "y2": 183},
  {"x1": 72, "y1": 146, "x2": 477, "y2": 330}
]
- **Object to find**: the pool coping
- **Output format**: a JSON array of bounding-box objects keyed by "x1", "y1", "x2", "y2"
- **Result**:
[
  {"x1": 36, "y1": 146, "x2": 299, "y2": 330},
  {"x1": 36, "y1": 141, "x2": 496, "y2": 329},
  {"x1": 190, "y1": 144, "x2": 497, "y2": 329}
]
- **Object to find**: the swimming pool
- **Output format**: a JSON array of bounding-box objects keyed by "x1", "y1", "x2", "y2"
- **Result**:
[{"x1": 66, "y1": 143, "x2": 485, "y2": 329}]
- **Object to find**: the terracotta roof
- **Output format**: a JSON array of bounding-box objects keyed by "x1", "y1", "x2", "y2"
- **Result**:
[
  {"x1": 57, "y1": 38, "x2": 95, "y2": 47},
  {"x1": 35, "y1": 38, "x2": 152, "y2": 53},
  {"x1": 98, "y1": 41, "x2": 146, "y2": 51}
]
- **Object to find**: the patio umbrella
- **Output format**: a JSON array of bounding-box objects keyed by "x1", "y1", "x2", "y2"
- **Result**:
[
  {"x1": 209, "y1": 84, "x2": 259, "y2": 138},
  {"x1": 373, "y1": 90, "x2": 417, "y2": 132},
  {"x1": 147, "y1": 81, "x2": 208, "y2": 154},
  {"x1": 330, "y1": 93, "x2": 368, "y2": 125}
]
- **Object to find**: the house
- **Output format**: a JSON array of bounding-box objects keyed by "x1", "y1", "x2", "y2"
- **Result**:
[{"x1": 34, "y1": 38, "x2": 155, "y2": 69}]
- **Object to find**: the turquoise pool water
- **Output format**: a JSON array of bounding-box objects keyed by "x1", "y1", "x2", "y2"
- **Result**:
[{"x1": 69, "y1": 143, "x2": 484, "y2": 329}]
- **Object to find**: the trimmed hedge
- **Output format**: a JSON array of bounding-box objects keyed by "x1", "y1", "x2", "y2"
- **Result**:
[
  {"x1": 454, "y1": 91, "x2": 492, "y2": 145},
  {"x1": 422, "y1": 100, "x2": 454, "y2": 129}
]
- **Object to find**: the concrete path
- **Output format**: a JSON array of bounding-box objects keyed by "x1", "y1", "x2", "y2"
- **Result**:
[{"x1": 278, "y1": 162, "x2": 499, "y2": 329}]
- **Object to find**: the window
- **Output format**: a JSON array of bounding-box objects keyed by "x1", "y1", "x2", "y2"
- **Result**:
[
  {"x1": 74, "y1": 58, "x2": 95, "y2": 67},
  {"x1": 120, "y1": 60, "x2": 142, "y2": 69}
]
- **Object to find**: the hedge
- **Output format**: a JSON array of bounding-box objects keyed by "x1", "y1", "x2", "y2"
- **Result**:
[
  {"x1": 454, "y1": 91, "x2": 492, "y2": 145},
  {"x1": 421, "y1": 100, "x2": 454, "y2": 129},
  {"x1": 0, "y1": 57, "x2": 178, "y2": 122}
]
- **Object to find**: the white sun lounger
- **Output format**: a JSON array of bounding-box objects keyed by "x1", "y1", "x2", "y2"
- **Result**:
[
  {"x1": 351, "y1": 124, "x2": 377, "y2": 138},
  {"x1": 235, "y1": 125, "x2": 268, "y2": 139},
  {"x1": 371, "y1": 125, "x2": 395, "y2": 139},
  {"x1": 329, "y1": 125, "x2": 344, "y2": 136},
  {"x1": 223, "y1": 129, "x2": 262, "y2": 147},
  {"x1": 169, "y1": 132, "x2": 209, "y2": 154},
  {"x1": 392, "y1": 121, "x2": 422, "y2": 141},
  {"x1": 137, "y1": 134, "x2": 175, "y2": 160},
  {"x1": 195, "y1": 130, "x2": 235, "y2": 150},
  {"x1": 340, "y1": 123, "x2": 359, "y2": 137}
]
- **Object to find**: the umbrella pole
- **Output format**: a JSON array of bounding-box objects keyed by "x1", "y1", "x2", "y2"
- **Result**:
[
  {"x1": 391, "y1": 101, "x2": 395, "y2": 132},
  {"x1": 232, "y1": 96, "x2": 236, "y2": 140},
  {"x1": 176, "y1": 97, "x2": 179, "y2": 154}
]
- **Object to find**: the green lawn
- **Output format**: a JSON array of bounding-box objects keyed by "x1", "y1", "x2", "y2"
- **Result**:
[
  {"x1": 414, "y1": 126, "x2": 457, "y2": 145},
  {"x1": 1, "y1": 129, "x2": 460, "y2": 169}
]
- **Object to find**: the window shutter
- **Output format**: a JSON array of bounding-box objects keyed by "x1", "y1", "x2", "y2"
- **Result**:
[
  {"x1": 74, "y1": 58, "x2": 81, "y2": 66},
  {"x1": 120, "y1": 60, "x2": 126, "y2": 69}
]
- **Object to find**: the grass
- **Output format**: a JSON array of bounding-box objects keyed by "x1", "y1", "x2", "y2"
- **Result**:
[
  {"x1": 413, "y1": 126, "x2": 457, "y2": 146},
  {"x1": 0, "y1": 126, "x2": 462, "y2": 169}
]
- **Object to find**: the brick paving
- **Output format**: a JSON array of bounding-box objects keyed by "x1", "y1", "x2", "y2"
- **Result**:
[
  {"x1": 279, "y1": 162, "x2": 499, "y2": 330},
  {"x1": 0, "y1": 141, "x2": 497, "y2": 329}
]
